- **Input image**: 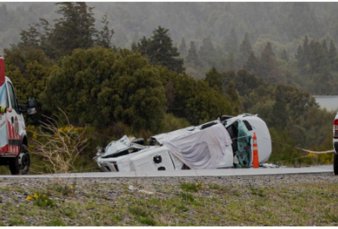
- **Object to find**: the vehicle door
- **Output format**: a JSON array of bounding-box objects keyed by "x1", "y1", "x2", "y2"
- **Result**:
[
  {"x1": 0, "y1": 83, "x2": 9, "y2": 154},
  {"x1": 6, "y1": 81, "x2": 21, "y2": 156}
]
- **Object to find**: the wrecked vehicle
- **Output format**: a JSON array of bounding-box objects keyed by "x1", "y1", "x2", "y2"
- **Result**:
[{"x1": 94, "y1": 114, "x2": 272, "y2": 172}]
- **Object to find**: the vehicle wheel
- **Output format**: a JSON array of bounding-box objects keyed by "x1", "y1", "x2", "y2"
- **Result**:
[
  {"x1": 9, "y1": 144, "x2": 30, "y2": 175},
  {"x1": 9, "y1": 157, "x2": 20, "y2": 175},
  {"x1": 334, "y1": 154, "x2": 338, "y2": 175}
]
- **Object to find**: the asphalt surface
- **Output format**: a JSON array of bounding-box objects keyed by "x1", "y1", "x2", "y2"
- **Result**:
[{"x1": 0, "y1": 165, "x2": 333, "y2": 179}]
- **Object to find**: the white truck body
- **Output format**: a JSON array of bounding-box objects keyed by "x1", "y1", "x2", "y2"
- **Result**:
[{"x1": 95, "y1": 114, "x2": 272, "y2": 172}]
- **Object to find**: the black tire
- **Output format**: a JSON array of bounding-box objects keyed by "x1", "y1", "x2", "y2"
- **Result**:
[
  {"x1": 9, "y1": 144, "x2": 30, "y2": 175},
  {"x1": 334, "y1": 154, "x2": 338, "y2": 175},
  {"x1": 9, "y1": 157, "x2": 20, "y2": 175}
]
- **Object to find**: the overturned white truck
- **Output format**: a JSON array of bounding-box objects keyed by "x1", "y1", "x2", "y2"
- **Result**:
[{"x1": 94, "y1": 114, "x2": 272, "y2": 172}]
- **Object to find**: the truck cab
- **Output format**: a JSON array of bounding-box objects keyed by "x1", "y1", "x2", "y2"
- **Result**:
[{"x1": 0, "y1": 57, "x2": 34, "y2": 174}]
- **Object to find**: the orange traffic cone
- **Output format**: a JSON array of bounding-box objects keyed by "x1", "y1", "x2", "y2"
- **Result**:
[{"x1": 252, "y1": 132, "x2": 259, "y2": 168}]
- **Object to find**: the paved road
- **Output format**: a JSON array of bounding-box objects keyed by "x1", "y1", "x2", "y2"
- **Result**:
[{"x1": 0, "y1": 165, "x2": 333, "y2": 179}]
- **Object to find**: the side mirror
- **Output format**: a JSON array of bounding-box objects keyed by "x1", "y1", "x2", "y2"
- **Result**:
[{"x1": 27, "y1": 97, "x2": 38, "y2": 115}]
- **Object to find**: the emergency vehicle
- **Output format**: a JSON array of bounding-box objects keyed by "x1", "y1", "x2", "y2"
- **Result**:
[{"x1": 0, "y1": 57, "x2": 36, "y2": 174}]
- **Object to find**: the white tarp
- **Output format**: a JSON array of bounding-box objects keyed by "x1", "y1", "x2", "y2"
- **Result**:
[{"x1": 161, "y1": 123, "x2": 233, "y2": 169}]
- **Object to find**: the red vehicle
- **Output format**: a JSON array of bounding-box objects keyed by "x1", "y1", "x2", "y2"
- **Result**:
[{"x1": 0, "y1": 58, "x2": 36, "y2": 174}]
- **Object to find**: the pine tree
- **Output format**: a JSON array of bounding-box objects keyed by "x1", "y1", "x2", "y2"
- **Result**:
[
  {"x1": 205, "y1": 67, "x2": 223, "y2": 92},
  {"x1": 259, "y1": 42, "x2": 277, "y2": 81},
  {"x1": 244, "y1": 51, "x2": 259, "y2": 74},
  {"x1": 321, "y1": 39, "x2": 330, "y2": 70},
  {"x1": 328, "y1": 40, "x2": 337, "y2": 70},
  {"x1": 271, "y1": 85, "x2": 288, "y2": 128},
  {"x1": 224, "y1": 52, "x2": 236, "y2": 71},
  {"x1": 49, "y1": 2, "x2": 96, "y2": 57},
  {"x1": 186, "y1": 41, "x2": 200, "y2": 66},
  {"x1": 179, "y1": 38, "x2": 187, "y2": 58},
  {"x1": 136, "y1": 26, "x2": 184, "y2": 73},
  {"x1": 302, "y1": 36, "x2": 310, "y2": 66},
  {"x1": 308, "y1": 39, "x2": 326, "y2": 73},
  {"x1": 96, "y1": 14, "x2": 114, "y2": 48},
  {"x1": 295, "y1": 37, "x2": 308, "y2": 72},
  {"x1": 20, "y1": 25, "x2": 40, "y2": 48},
  {"x1": 225, "y1": 28, "x2": 238, "y2": 54},
  {"x1": 238, "y1": 33, "x2": 253, "y2": 67},
  {"x1": 280, "y1": 49, "x2": 289, "y2": 62},
  {"x1": 295, "y1": 45, "x2": 304, "y2": 64},
  {"x1": 199, "y1": 37, "x2": 216, "y2": 68}
]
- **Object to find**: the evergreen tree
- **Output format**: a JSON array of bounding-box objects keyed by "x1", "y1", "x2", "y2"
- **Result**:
[
  {"x1": 308, "y1": 40, "x2": 325, "y2": 73},
  {"x1": 302, "y1": 35, "x2": 310, "y2": 67},
  {"x1": 271, "y1": 85, "x2": 288, "y2": 128},
  {"x1": 224, "y1": 52, "x2": 236, "y2": 71},
  {"x1": 179, "y1": 38, "x2": 187, "y2": 58},
  {"x1": 259, "y1": 42, "x2": 277, "y2": 81},
  {"x1": 135, "y1": 37, "x2": 150, "y2": 54},
  {"x1": 20, "y1": 25, "x2": 41, "y2": 48},
  {"x1": 186, "y1": 41, "x2": 200, "y2": 66},
  {"x1": 238, "y1": 33, "x2": 253, "y2": 67},
  {"x1": 95, "y1": 14, "x2": 114, "y2": 48},
  {"x1": 199, "y1": 37, "x2": 217, "y2": 68},
  {"x1": 320, "y1": 39, "x2": 330, "y2": 70},
  {"x1": 295, "y1": 44, "x2": 304, "y2": 65},
  {"x1": 225, "y1": 28, "x2": 238, "y2": 54},
  {"x1": 296, "y1": 36, "x2": 308, "y2": 72},
  {"x1": 224, "y1": 81, "x2": 241, "y2": 113},
  {"x1": 49, "y1": 2, "x2": 96, "y2": 57},
  {"x1": 136, "y1": 26, "x2": 184, "y2": 73},
  {"x1": 244, "y1": 51, "x2": 259, "y2": 74},
  {"x1": 205, "y1": 67, "x2": 223, "y2": 92},
  {"x1": 280, "y1": 49, "x2": 289, "y2": 62},
  {"x1": 328, "y1": 40, "x2": 337, "y2": 69}
]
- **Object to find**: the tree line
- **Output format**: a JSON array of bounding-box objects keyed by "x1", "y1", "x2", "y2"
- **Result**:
[{"x1": 179, "y1": 30, "x2": 338, "y2": 95}]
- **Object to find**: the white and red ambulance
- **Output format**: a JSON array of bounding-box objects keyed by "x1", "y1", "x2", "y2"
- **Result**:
[{"x1": 0, "y1": 57, "x2": 35, "y2": 174}]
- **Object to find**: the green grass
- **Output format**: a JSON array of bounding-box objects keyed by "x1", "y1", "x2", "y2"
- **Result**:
[
  {"x1": 0, "y1": 177, "x2": 336, "y2": 226},
  {"x1": 180, "y1": 182, "x2": 202, "y2": 192}
]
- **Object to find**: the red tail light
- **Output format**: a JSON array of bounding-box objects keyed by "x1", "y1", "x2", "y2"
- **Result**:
[{"x1": 333, "y1": 119, "x2": 338, "y2": 138}]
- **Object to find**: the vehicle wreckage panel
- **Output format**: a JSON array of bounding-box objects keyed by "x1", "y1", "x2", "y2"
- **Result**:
[{"x1": 161, "y1": 123, "x2": 233, "y2": 169}]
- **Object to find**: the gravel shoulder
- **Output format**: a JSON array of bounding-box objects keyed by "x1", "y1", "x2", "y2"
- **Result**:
[{"x1": 0, "y1": 173, "x2": 337, "y2": 226}]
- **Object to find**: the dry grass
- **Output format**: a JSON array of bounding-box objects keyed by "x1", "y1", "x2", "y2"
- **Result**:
[{"x1": 30, "y1": 110, "x2": 88, "y2": 173}]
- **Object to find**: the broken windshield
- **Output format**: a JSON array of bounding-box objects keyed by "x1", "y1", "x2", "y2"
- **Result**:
[
  {"x1": 236, "y1": 120, "x2": 252, "y2": 167},
  {"x1": 227, "y1": 120, "x2": 252, "y2": 168}
]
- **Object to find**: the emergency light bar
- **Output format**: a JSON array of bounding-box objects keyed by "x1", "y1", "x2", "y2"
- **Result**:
[{"x1": 0, "y1": 57, "x2": 5, "y2": 86}]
